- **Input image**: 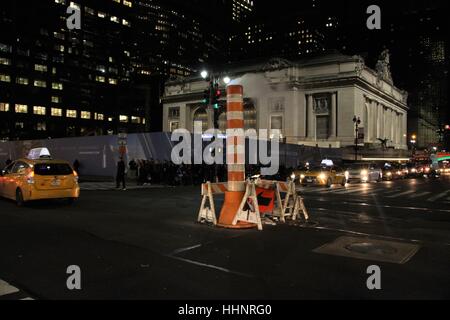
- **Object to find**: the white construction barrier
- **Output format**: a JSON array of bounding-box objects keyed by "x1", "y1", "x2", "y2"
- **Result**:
[{"x1": 197, "y1": 179, "x2": 309, "y2": 230}]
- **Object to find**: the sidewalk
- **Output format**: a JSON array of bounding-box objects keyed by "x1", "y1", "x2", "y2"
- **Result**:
[{"x1": 79, "y1": 181, "x2": 173, "y2": 191}]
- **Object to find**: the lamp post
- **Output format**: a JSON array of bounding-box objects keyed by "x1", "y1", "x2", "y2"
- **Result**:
[
  {"x1": 410, "y1": 134, "x2": 417, "y2": 155},
  {"x1": 353, "y1": 116, "x2": 361, "y2": 161}
]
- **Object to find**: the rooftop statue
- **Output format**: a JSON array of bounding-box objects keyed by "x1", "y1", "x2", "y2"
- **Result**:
[{"x1": 376, "y1": 49, "x2": 393, "y2": 84}]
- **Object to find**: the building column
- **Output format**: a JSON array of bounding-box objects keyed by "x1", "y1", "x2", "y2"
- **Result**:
[
  {"x1": 307, "y1": 94, "x2": 315, "y2": 139},
  {"x1": 330, "y1": 92, "x2": 337, "y2": 138},
  {"x1": 372, "y1": 101, "x2": 378, "y2": 141},
  {"x1": 390, "y1": 109, "x2": 395, "y2": 143},
  {"x1": 365, "y1": 100, "x2": 371, "y2": 142},
  {"x1": 377, "y1": 103, "x2": 382, "y2": 139}
]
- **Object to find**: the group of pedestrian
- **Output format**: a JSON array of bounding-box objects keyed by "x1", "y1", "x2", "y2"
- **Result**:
[{"x1": 116, "y1": 158, "x2": 293, "y2": 189}]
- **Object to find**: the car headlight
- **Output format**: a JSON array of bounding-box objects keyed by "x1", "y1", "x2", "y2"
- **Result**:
[
  {"x1": 361, "y1": 170, "x2": 368, "y2": 176},
  {"x1": 386, "y1": 172, "x2": 392, "y2": 176},
  {"x1": 290, "y1": 173, "x2": 296, "y2": 180},
  {"x1": 318, "y1": 173, "x2": 327, "y2": 180},
  {"x1": 345, "y1": 171, "x2": 349, "y2": 178},
  {"x1": 300, "y1": 174, "x2": 305, "y2": 180},
  {"x1": 411, "y1": 168, "x2": 417, "y2": 173}
]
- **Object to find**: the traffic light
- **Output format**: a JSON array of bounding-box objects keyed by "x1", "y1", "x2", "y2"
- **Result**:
[
  {"x1": 202, "y1": 89, "x2": 210, "y2": 105},
  {"x1": 212, "y1": 83, "x2": 221, "y2": 109}
]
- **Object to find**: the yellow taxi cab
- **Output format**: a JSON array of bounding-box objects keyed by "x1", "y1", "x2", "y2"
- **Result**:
[
  {"x1": 294, "y1": 161, "x2": 348, "y2": 188},
  {"x1": 0, "y1": 148, "x2": 80, "y2": 206}
]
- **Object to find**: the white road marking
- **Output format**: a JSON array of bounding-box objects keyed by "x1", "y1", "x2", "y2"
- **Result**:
[
  {"x1": 428, "y1": 190, "x2": 450, "y2": 202},
  {"x1": 409, "y1": 192, "x2": 431, "y2": 198},
  {"x1": 386, "y1": 190, "x2": 416, "y2": 198},
  {"x1": 0, "y1": 280, "x2": 19, "y2": 296}
]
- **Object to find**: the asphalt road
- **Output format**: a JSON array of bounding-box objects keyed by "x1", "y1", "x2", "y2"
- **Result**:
[{"x1": 0, "y1": 175, "x2": 449, "y2": 300}]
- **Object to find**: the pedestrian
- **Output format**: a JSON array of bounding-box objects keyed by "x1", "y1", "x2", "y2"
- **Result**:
[
  {"x1": 73, "y1": 159, "x2": 80, "y2": 175},
  {"x1": 116, "y1": 157, "x2": 127, "y2": 190}
]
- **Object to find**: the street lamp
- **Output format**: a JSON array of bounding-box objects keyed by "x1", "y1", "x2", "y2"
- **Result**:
[
  {"x1": 199, "y1": 70, "x2": 231, "y2": 129},
  {"x1": 410, "y1": 134, "x2": 417, "y2": 154},
  {"x1": 353, "y1": 116, "x2": 361, "y2": 161}
]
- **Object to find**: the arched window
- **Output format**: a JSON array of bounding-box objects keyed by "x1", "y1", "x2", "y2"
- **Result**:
[{"x1": 193, "y1": 108, "x2": 208, "y2": 132}]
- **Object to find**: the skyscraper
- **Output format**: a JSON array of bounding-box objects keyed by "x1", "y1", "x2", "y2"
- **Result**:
[{"x1": 0, "y1": 0, "x2": 225, "y2": 140}]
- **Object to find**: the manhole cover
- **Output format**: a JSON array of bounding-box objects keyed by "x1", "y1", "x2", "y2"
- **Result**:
[
  {"x1": 313, "y1": 236, "x2": 420, "y2": 264},
  {"x1": 344, "y1": 242, "x2": 398, "y2": 256}
]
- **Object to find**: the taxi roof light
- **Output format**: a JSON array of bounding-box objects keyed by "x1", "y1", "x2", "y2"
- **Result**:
[{"x1": 27, "y1": 148, "x2": 52, "y2": 160}]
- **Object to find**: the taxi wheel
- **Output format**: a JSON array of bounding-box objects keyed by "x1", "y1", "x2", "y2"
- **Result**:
[
  {"x1": 341, "y1": 178, "x2": 347, "y2": 187},
  {"x1": 15, "y1": 189, "x2": 25, "y2": 207}
]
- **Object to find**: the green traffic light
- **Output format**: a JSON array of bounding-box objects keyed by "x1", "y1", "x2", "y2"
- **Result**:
[{"x1": 214, "y1": 104, "x2": 219, "y2": 109}]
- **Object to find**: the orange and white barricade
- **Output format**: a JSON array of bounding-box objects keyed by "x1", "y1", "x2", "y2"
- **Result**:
[
  {"x1": 198, "y1": 182, "x2": 228, "y2": 225},
  {"x1": 258, "y1": 179, "x2": 309, "y2": 223}
]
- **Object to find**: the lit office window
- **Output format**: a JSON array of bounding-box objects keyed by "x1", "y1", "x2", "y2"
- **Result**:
[
  {"x1": 81, "y1": 111, "x2": 91, "y2": 119},
  {"x1": 55, "y1": 45, "x2": 65, "y2": 52},
  {"x1": 69, "y1": 2, "x2": 80, "y2": 10},
  {"x1": 66, "y1": 110, "x2": 77, "y2": 118},
  {"x1": 98, "y1": 12, "x2": 107, "y2": 18},
  {"x1": 16, "y1": 77, "x2": 29, "y2": 85},
  {"x1": 0, "y1": 102, "x2": 9, "y2": 112},
  {"x1": 36, "y1": 122, "x2": 47, "y2": 131},
  {"x1": 53, "y1": 32, "x2": 65, "y2": 40},
  {"x1": 51, "y1": 108, "x2": 62, "y2": 117},
  {"x1": 35, "y1": 64, "x2": 48, "y2": 72},
  {"x1": 95, "y1": 76, "x2": 105, "y2": 83},
  {"x1": 0, "y1": 73, "x2": 11, "y2": 82},
  {"x1": 15, "y1": 104, "x2": 28, "y2": 114},
  {"x1": 54, "y1": 0, "x2": 66, "y2": 4},
  {"x1": 110, "y1": 16, "x2": 119, "y2": 23},
  {"x1": 52, "y1": 82, "x2": 63, "y2": 90},
  {"x1": 85, "y1": 7, "x2": 95, "y2": 15},
  {"x1": 131, "y1": 116, "x2": 141, "y2": 124},
  {"x1": 34, "y1": 80, "x2": 47, "y2": 88},
  {"x1": 95, "y1": 113, "x2": 104, "y2": 121},
  {"x1": 51, "y1": 96, "x2": 62, "y2": 103},
  {"x1": 122, "y1": 19, "x2": 130, "y2": 27},
  {"x1": 108, "y1": 117, "x2": 113, "y2": 122},
  {"x1": 0, "y1": 57, "x2": 10, "y2": 65},
  {"x1": 108, "y1": 78, "x2": 118, "y2": 85},
  {"x1": 119, "y1": 115, "x2": 128, "y2": 123},
  {"x1": 123, "y1": 0, "x2": 132, "y2": 7},
  {"x1": 33, "y1": 106, "x2": 46, "y2": 115}
]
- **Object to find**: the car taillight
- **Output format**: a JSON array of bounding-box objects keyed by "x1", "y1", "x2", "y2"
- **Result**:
[
  {"x1": 27, "y1": 171, "x2": 35, "y2": 184},
  {"x1": 73, "y1": 170, "x2": 79, "y2": 183}
]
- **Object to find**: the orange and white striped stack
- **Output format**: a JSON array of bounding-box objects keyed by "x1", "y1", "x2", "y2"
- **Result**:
[
  {"x1": 226, "y1": 85, "x2": 245, "y2": 193},
  {"x1": 217, "y1": 85, "x2": 256, "y2": 229}
]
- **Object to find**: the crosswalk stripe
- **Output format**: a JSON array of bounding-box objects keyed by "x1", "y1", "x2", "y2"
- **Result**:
[
  {"x1": 386, "y1": 190, "x2": 416, "y2": 198},
  {"x1": 428, "y1": 190, "x2": 450, "y2": 202},
  {"x1": 408, "y1": 191, "x2": 431, "y2": 198},
  {"x1": 0, "y1": 280, "x2": 19, "y2": 296},
  {"x1": 333, "y1": 188, "x2": 370, "y2": 194}
]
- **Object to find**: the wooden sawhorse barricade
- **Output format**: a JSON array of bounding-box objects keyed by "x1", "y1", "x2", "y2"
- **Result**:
[
  {"x1": 257, "y1": 179, "x2": 309, "y2": 223},
  {"x1": 198, "y1": 179, "x2": 309, "y2": 231}
]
